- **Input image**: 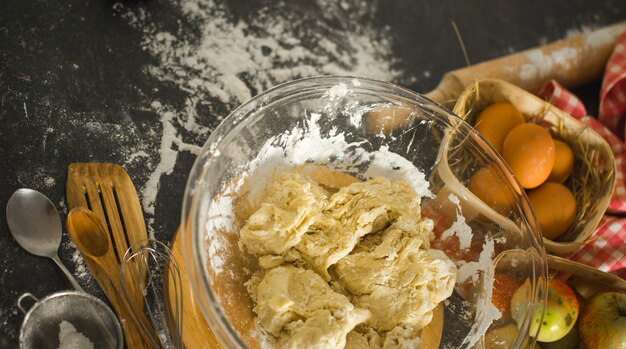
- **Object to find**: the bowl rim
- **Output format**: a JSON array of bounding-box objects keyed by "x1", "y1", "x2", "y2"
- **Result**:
[{"x1": 181, "y1": 75, "x2": 549, "y2": 349}]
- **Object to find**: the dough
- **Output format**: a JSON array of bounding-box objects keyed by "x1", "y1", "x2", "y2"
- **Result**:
[
  {"x1": 344, "y1": 327, "x2": 381, "y2": 349},
  {"x1": 335, "y1": 214, "x2": 455, "y2": 331},
  {"x1": 240, "y1": 173, "x2": 457, "y2": 348},
  {"x1": 254, "y1": 265, "x2": 370, "y2": 349},
  {"x1": 239, "y1": 173, "x2": 328, "y2": 256},
  {"x1": 291, "y1": 177, "x2": 424, "y2": 280}
]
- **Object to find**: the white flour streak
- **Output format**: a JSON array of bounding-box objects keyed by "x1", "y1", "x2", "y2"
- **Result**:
[
  {"x1": 364, "y1": 145, "x2": 432, "y2": 198},
  {"x1": 519, "y1": 47, "x2": 579, "y2": 82},
  {"x1": 127, "y1": 150, "x2": 150, "y2": 163},
  {"x1": 585, "y1": 27, "x2": 615, "y2": 48},
  {"x1": 458, "y1": 238, "x2": 502, "y2": 348},
  {"x1": 71, "y1": 249, "x2": 90, "y2": 280},
  {"x1": 440, "y1": 194, "x2": 473, "y2": 250},
  {"x1": 142, "y1": 107, "x2": 179, "y2": 217}
]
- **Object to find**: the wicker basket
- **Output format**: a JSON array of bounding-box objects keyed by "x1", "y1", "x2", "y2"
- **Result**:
[
  {"x1": 452, "y1": 78, "x2": 616, "y2": 254},
  {"x1": 547, "y1": 255, "x2": 626, "y2": 298}
]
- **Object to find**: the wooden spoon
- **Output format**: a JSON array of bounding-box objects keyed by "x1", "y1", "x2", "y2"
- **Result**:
[{"x1": 67, "y1": 207, "x2": 158, "y2": 348}]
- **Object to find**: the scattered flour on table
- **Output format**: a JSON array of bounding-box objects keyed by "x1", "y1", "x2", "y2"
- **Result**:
[
  {"x1": 114, "y1": 0, "x2": 401, "y2": 217},
  {"x1": 70, "y1": 249, "x2": 90, "y2": 281},
  {"x1": 57, "y1": 321, "x2": 94, "y2": 349}
]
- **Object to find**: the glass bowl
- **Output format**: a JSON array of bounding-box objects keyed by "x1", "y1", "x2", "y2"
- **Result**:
[{"x1": 181, "y1": 76, "x2": 548, "y2": 348}]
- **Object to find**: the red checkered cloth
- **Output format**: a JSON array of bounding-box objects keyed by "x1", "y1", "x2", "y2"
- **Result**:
[
  {"x1": 600, "y1": 36, "x2": 626, "y2": 139},
  {"x1": 537, "y1": 31, "x2": 626, "y2": 280}
]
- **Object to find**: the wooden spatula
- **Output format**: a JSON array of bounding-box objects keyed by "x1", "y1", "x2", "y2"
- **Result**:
[{"x1": 66, "y1": 163, "x2": 153, "y2": 348}]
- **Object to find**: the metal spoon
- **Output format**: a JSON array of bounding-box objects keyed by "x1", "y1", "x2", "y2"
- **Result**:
[{"x1": 6, "y1": 188, "x2": 84, "y2": 292}]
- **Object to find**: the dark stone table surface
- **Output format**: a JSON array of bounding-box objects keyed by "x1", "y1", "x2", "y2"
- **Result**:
[{"x1": 1, "y1": 0, "x2": 625, "y2": 347}]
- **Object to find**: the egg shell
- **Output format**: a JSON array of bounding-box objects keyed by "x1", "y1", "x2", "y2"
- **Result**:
[
  {"x1": 473, "y1": 102, "x2": 526, "y2": 154},
  {"x1": 548, "y1": 140, "x2": 574, "y2": 183},
  {"x1": 528, "y1": 182, "x2": 577, "y2": 240},
  {"x1": 468, "y1": 166, "x2": 515, "y2": 215},
  {"x1": 366, "y1": 106, "x2": 413, "y2": 134},
  {"x1": 502, "y1": 123, "x2": 555, "y2": 189}
]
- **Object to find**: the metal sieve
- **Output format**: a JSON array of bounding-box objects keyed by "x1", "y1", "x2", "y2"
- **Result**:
[{"x1": 17, "y1": 290, "x2": 123, "y2": 349}]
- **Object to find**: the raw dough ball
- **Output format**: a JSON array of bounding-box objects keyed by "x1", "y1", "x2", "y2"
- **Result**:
[
  {"x1": 255, "y1": 265, "x2": 370, "y2": 349},
  {"x1": 335, "y1": 215, "x2": 455, "y2": 332},
  {"x1": 239, "y1": 173, "x2": 328, "y2": 256}
]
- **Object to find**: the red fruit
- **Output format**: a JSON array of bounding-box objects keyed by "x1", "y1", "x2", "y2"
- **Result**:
[{"x1": 492, "y1": 274, "x2": 524, "y2": 319}]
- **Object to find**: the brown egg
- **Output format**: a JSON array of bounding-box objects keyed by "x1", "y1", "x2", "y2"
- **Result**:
[
  {"x1": 502, "y1": 123, "x2": 555, "y2": 189},
  {"x1": 468, "y1": 166, "x2": 515, "y2": 216},
  {"x1": 527, "y1": 182, "x2": 577, "y2": 240},
  {"x1": 366, "y1": 105, "x2": 414, "y2": 134},
  {"x1": 473, "y1": 102, "x2": 525, "y2": 153},
  {"x1": 547, "y1": 140, "x2": 574, "y2": 183}
]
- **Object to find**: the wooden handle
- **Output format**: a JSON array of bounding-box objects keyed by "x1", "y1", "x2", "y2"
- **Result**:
[{"x1": 425, "y1": 21, "x2": 626, "y2": 103}]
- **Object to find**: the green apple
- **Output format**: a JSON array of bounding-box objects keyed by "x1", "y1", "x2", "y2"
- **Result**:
[
  {"x1": 541, "y1": 291, "x2": 585, "y2": 349},
  {"x1": 539, "y1": 324, "x2": 579, "y2": 349},
  {"x1": 578, "y1": 292, "x2": 626, "y2": 349},
  {"x1": 511, "y1": 278, "x2": 579, "y2": 343}
]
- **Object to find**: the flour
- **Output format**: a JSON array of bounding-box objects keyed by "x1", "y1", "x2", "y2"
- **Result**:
[
  {"x1": 44, "y1": 177, "x2": 56, "y2": 188},
  {"x1": 585, "y1": 27, "x2": 616, "y2": 48},
  {"x1": 70, "y1": 249, "x2": 90, "y2": 280},
  {"x1": 57, "y1": 321, "x2": 94, "y2": 349},
  {"x1": 519, "y1": 24, "x2": 623, "y2": 83},
  {"x1": 457, "y1": 238, "x2": 502, "y2": 349},
  {"x1": 440, "y1": 194, "x2": 473, "y2": 250},
  {"x1": 434, "y1": 195, "x2": 501, "y2": 349},
  {"x1": 519, "y1": 47, "x2": 579, "y2": 83},
  {"x1": 114, "y1": 0, "x2": 401, "y2": 218},
  {"x1": 364, "y1": 146, "x2": 432, "y2": 199},
  {"x1": 243, "y1": 111, "x2": 431, "y2": 208}
]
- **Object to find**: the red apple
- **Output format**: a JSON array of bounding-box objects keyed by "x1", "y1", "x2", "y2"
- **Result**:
[
  {"x1": 511, "y1": 278, "x2": 579, "y2": 343},
  {"x1": 578, "y1": 292, "x2": 626, "y2": 349}
]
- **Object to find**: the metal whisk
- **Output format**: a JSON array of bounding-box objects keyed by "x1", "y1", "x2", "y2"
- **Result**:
[{"x1": 120, "y1": 239, "x2": 183, "y2": 349}]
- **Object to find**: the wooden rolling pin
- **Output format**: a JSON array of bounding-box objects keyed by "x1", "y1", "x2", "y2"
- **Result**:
[{"x1": 424, "y1": 20, "x2": 626, "y2": 104}]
